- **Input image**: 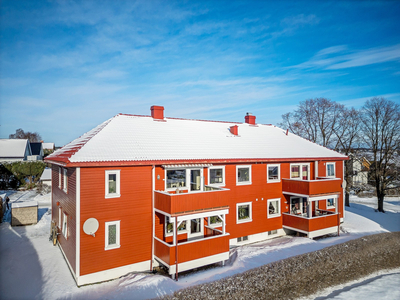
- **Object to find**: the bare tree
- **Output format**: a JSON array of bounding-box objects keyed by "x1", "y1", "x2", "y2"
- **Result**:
[
  {"x1": 9, "y1": 128, "x2": 42, "y2": 142},
  {"x1": 333, "y1": 107, "x2": 361, "y2": 206},
  {"x1": 360, "y1": 97, "x2": 400, "y2": 212},
  {"x1": 279, "y1": 98, "x2": 343, "y2": 148}
]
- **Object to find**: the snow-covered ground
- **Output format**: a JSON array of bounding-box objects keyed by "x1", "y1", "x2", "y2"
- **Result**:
[{"x1": 0, "y1": 192, "x2": 399, "y2": 300}]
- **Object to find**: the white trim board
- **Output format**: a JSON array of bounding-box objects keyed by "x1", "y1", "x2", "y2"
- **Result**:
[{"x1": 76, "y1": 260, "x2": 151, "y2": 286}]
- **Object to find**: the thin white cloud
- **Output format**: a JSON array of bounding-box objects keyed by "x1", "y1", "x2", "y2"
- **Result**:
[{"x1": 295, "y1": 44, "x2": 400, "y2": 70}]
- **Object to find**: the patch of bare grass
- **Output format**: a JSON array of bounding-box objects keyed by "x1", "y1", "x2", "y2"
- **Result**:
[{"x1": 160, "y1": 232, "x2": 400, "y2": 300}]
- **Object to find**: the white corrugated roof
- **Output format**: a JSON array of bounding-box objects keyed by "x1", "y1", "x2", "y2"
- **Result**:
[
  {"x1": 42, "y1": 143, "x2": 55, "y2": 150},
  {"x1": 0, "y1": 139, "x2": 30, "y2": 158},
  {"x1": 54, "y1": 114, "x2": 347, "y2": 163},
  {"x1": 40, "y1": 168, "x2": 52, "y2": 181}
]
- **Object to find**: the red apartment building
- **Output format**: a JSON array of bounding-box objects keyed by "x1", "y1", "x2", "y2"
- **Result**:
[{"x1": 45, "y1": 106, "x2": 347, "y2": 286}]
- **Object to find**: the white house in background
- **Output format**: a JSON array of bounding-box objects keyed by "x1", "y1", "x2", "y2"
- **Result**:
[
  {"x1": 351, "y1": 156, "x2": 370, "y2": 185},
  {"x1": 42, "y1": 143, "x2": 55, "y2": 151},
  {"x1": 40, "y1": 168, "x2": 52, "y2": 187},
  {"x1": 0, "y1": 139, "x2": 32, "y2": 162}
]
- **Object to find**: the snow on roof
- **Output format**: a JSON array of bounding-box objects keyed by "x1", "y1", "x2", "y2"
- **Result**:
[
  {"x1": 42, "y1": 142, "x2": 55, "y2": 150},
  {"x1": 46, "y1": 114, "x2": 347, "y2": 165},
  {"x1": 40, "y1": 168, "x2": 52, "y2": 181},
  {"x1": 12, "y1": 200, "x2": 38, "y2": 208},
  {"x1": 0, "y1": 139, "x2": 30, "y2": 158}
]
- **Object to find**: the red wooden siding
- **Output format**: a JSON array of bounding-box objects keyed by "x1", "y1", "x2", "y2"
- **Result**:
[
  {"x1": 282, "y1": 178, "x2": 342, "y2": 196},
  {"x1": 154, "y1": 189, "x2": 229, "y2": 215},
  {"x1": 51, "y1": 165, "x2": 77, "y2": 273},
  {"x1": 282, "y1": 213, "x2": 339, "y2": 232},
  {"x1": 79, "y1": 166, "x2": 152, "y2": 276},
  {"x1": 155, "y1": 234, "x2": 230, "y2": 266}
]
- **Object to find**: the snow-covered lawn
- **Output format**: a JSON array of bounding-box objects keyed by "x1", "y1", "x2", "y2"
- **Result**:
[{"x1": 0, "y1": 192, "x2": 399, "y2": 300}]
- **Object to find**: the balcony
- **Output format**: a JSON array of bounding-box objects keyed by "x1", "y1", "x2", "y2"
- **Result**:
[
  {"x1": 155, "y1": 186, "x2": 230, "y2": 215},
  {"x1": 154, "y1": 228, "x2": 230, "y2": 275},
  {"x1": 282, "y1": 210, "x2": 340, "y2": 239},
  {"x1": 282, "y1": 177, "x2": 342, "y2": 197}
]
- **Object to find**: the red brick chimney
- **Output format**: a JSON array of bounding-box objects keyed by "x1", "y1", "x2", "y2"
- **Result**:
[
  {"x1": 151, "y1": 105, "x2": 164, "y2": 120},
  {"x1": 245, "y1": 112, "x2": 256, "y2": 125},
  {"x1": 230, "y1": 125, "x2": 238, "y2": 136}
]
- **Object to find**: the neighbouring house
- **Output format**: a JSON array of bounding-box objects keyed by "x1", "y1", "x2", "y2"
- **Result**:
[
  {"x1": 29, "y1": 142, "x2": 44, "y2": 161},
  {"x1": 42, "y1": 142, "x2": 55, "y2": 151},
  {"x1": 40, "y1": 168, "x2": 52, "y2": 187},
  {"x1": 350, "y1": 155, "x2": 370, "y2": 185},
  {"x1": 0, "y1": 139, "x2": 32, "y2": 162},
  {"x1": 45, "y1": 106, "x2": 347, "y2": 286}
]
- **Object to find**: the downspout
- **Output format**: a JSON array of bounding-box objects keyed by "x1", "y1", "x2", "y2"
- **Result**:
[
  {"x1": 151, "y1": 165, "x2": 155, "y2": 271},
  {"x1": 175, "y1": 217, "x2": 179, "y2": 281}
]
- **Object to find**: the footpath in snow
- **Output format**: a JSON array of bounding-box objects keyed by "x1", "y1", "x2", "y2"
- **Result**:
[{"x1": 0, "y1": 192, "x2": 399, "y2": 300}]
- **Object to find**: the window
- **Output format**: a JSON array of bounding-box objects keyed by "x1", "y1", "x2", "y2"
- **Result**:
[
  {"x1": 327, "y1": 198, "x2": 335, "y2": 208},
  {"x1": 165, "y1": 216, "x2": 187, "y2": 236},
  {"x1": 58, "y1": 167, "x2": 62, "y2": 189},
  {"x1": 58, "y1": 207, "x2": 62, "y2": 228},
  {"x1": 62, "y1": 212, "x2": 68, "y2": 238},
  {"x1": 209, "y1": 215, "x2": 222, "y2": 226},
  {"x1": 208, "y1": 166, "x2": 225, "y2": 185},
  {"x1": 166, "y1": 169, "x2": 186, "y2": 189},
  {"x1": 105, "y1": 221, "x2": 120, "y2": 250},
  {"x1": 105, "y1": 170, "x2": 120, "y2": 198},
  {"x1": 237, "y1": 202, "x2": 252, "y2": 223},
  {"x1": 237, "y1": 236, "x2": 248, "y2": 242},
  {"x1": 267, "y1": 164, "x2": 280, "y2": 183},
  {"x1": 267, "y1": 198, "x2": 281, "y2": 218},
  {"x1": 237, "y1": 165, "x2": 252, "y2": 185},
  {"x1": 327, "y1": 163, "x2": 335, "y2": 177},
  {"x1": 268, "y1": 230, "x2": 278, "y2": 235},
  {"x1": 290, "y1": 197, "x2": 308, "y2": 216},
  {"x1": 290, "y1": 163, "x2": 310, "y2": 180},
  {"x1": 63, "y1": 168, "x2": 68, "y2": 192}
]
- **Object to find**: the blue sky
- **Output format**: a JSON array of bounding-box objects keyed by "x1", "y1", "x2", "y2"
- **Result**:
[{"x1": 1, "y1": 1, "x2": 399, "y2": 146}]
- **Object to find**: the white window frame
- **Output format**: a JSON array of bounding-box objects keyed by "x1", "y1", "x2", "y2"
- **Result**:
[
  {"x1": 327, "y1": 198, "x2": 335, "y2": 209},
  {"x1": 58, "y1": 167, "x2": 62, "y2": 189},
  {"x1": 105, "y1": 170, "x2": 120, "y2": 198},
  {"x1": 290, "y1": 196, "x2": 307, "y2": 215},
  {"x1": 208, "y1": 215, "x2": 223, "y2": 227},
  {"x1": 188, "y1": 218, "x2": 204, "y2": 239},
  {"x1": 236, "y1": 165, "x2": 252, "y2": 185},
  {"x1": 165, "y1": 216, "x2": 188, "y2": 237},
  {"x1": 267, "y1": 164, "x2": 281, "y2": 183},
  {"x1": 326, "y1": 162, "x2": 335, "y2": 178},
  {"x1": 165, "y1": 168, "x2": 188, "y2": 191},
  {"x1": 236, "y1": 202, "x2": 252, "y2": 224},
  {"x1": 62, "y1": 212, "x2": 68, "y2": 239},
  {"x1": 58, "y1": 207, "x2": 62, "y2": 228},
  {"x1": 105, "y1": 221, "x2": 120, "y2": 250},
  {"x1": 290, "y1": 163, "x2": 310, "y2": 180},
  {"x1": 63, "y1": 168, "x2": 68, "y2": 193},
  {"x1": 208, "y1": 166, "x2": 225, "y2": 186},
  {"x1": 267, "y1": 198, "x2": 281, "y2": 218}
]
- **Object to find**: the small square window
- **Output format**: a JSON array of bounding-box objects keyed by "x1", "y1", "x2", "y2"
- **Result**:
[
  {"x1": 236, "y1": 165, "x2": 252, "y2": 185},
  {"x1": 327, "y1": 163, "x2": 335, "y2": 177},
  {"x1": 165, "y1": 216, "x2": 187, "y2": 236},
  {"x1": 105, "y1": 170, "x2": 120, "y2": 198},
  {"x1": 209, "y1": 215, "x2": 222, "y2": 226},
  {"x1": 166, "y1": 169, "x2": 186, "y2": 189},
  {"x1": 237, "y1": 202, "x2": 252, "y2": 223},
  {"x1": 290, "y1": 163, "x2": 310, "y2": 180},
  {"x1": 267, "y1": 198, "x2": 281, "y2": 218},
  {"x1": 267, "y1": 164, "x2": 280, "y2": 183},
  {"x1": 327, "y1": 198, "x2": 335, "y2": 208},
  {"x1": 105, "y1": 221, "x2": 120, "y2": 250},
  {"x1": 209, "y1": 167, "x2": 225, "y2": 185}
]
